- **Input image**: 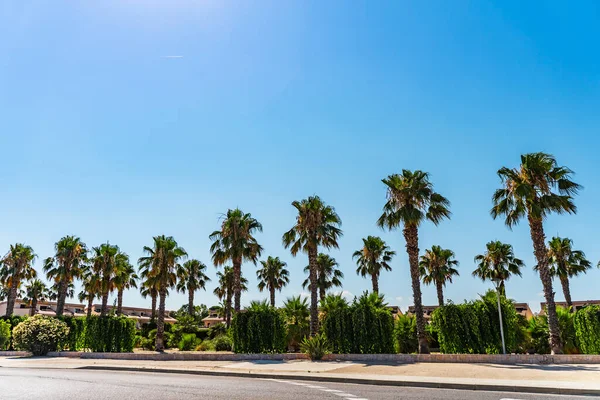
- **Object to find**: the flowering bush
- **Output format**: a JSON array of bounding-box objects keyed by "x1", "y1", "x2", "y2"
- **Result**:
[{"x1": 12, "y1": 315, "x2": 69, "y2": 356}]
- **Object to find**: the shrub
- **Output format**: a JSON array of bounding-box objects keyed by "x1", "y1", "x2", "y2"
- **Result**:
[
  {"x1": 395, "y1": 314, "x2": 418, "y2": 354},
  {"x1": 231, "y1": 306, "x2": 286, "y2": 353},
  {"x1": 208, "y1": 324, "x2": 226, "y2": 339},
  {"x1": 213, "y1": 335, "x2": 233, "y2": 352},
  {"x1": 574, "y1": 305, "x2": 600, "y2": 354},
  {"x1": 0, "y1": 316, "x2": 27, "y2": 350},
  {"x1": 138, "y1": 337, "x2": 155, "y2": 351},
  {"x1": 83, "y1": 316, "x2": 136, "y2": 352},
  {"x1": 12, "y1": 315, "x2": 69, "y2": 356},
  {"x1": 178, "y1": 333, "x2": 199, "y2": 351},
  {"x1": 300, "y1": 334, "x2": 329, "y2": 360},
  {"x1": 57, "y1": 317, "x2": 86, "y2": 351},
  {"x1": 0, "y1": 320, "x2": 11, "y2": 350},
  {"x1": 196, "y1": 339, "x2": 214, "y2": 352}
]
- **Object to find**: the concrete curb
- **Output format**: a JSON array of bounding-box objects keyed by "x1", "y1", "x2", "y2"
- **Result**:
[{"x1": 76, "y1": 365, "x2": 600, "y2": 396}]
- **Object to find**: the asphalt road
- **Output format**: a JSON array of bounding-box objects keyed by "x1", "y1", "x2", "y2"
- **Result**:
[{"x1": 0, "y1": 368, "x2": 596, "y2": 400}]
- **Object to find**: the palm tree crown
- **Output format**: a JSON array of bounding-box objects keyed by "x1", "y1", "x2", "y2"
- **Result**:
[
  {"x1": 177, "y1": 259, "x2": 210, "y2": 316},
  {"x1": 213, "y1": 266, "x2": 247, "y2": 328},
  {"x1": 377, "y1": 170, "x2": 450, "y2": 354},
  {"x1": 0, "y1": 243, "x2": 37, "y2": 317},
  {"x1": 256, "y1": 256, "x2": 290, "y2": 307},
  {"x1": 419, "y1": 245, "x2": 459, "y2": 306},
  {"x1": 473, "y1": 240, "x2": 524, "y2": 296},
  {"x1": 210, "y1": 208, "x2": 263, "y2": 314},
  {"x1": 23, "y1": 279, "x2": 48, "y2": 316},
  {"x1": 302, "y1": 253, "x2": 344, "y2": 302},
  {"x1": 114, "y1": 255, "x2": 138, "y2": 315},
  {"x1": 353, "y1": 236, "x2": 395, "y2": 294},
  {"x1": 283, "y1": 195, "x2": 342, "y2": 337}
]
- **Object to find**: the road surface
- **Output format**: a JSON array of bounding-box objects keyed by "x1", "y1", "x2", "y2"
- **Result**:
[{"x1": 0, "y1": 368, "x2": 595, "y2": 400}]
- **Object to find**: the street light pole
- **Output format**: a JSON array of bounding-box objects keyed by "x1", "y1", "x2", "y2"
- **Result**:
[{"x1": 492, "y1": 279, "x2": 506, "y2": 355}]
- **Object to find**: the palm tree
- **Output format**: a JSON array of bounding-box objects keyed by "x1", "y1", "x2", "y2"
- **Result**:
[
  {"x1": 177, "y1": 259, "x2": 210, "y2": 316},
  {"x1": 473, "y1": 240, "x2": 524, "y2": 296},
  {"x1": 138, "y1": 235, "x2": 187, "y2": 351},
  {"x1": 90, "y1": 243, "x2": 121, "y2": 316},
  {"x1": 283, "y1": 196, "x2": 343, "y2": 336},
  {"x1": 23, "y1": 279, "x2": 48, "y2": 316},
  {"x1": 491, "y1": 152, "x2": 580, "y2": 354},
  {"x1": 78, "y1": 268, "x2": 99, "y2": 318},
  {"x1": 419, "y1": 245, "x2": 459, "y2": 306},
  {"x1": 210, "y1": 209, "x2": 263, "y2": 314},
  {"x1": 544, "y1": 237, "x2": 592, "y2": 311},
  {"x1": 302, "y1": 253, "x2": 344, "y2": 302},
  {"x1": 114, "y1": 254, "x2": 138, "y2": 315},
  {"x1": 0, "y1": 244, "x2": 37, "y2": 317},
  {"x1": 256, "y1": 256, "x2": 290, "y2": 307},
  {"x1": 213, "y1": 266, "x2": 247, "y2": 328},
  {"x1": 282, "y1": 295, "x2": 310, "y2": 350},
  {"x1": 139, "y1": 279, "x2": 159, "y2": 320},
  {"x1": 377, "y1": 170, "x2": 451, "y2": 354},
  {"x1": 353, "y1": 236, "x2": 395, "y2": 294},
  {"x1": 43, "y1": 236, "x2": 88, "y2": 316}
]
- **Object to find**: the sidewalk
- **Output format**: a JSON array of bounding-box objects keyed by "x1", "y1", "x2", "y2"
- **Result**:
[{"x1": 2, "y1": 356, "x2": 600, "y2": 396}]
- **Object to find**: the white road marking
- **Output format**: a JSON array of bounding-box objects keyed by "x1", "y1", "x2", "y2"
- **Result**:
[{"x1": 263, "y1": 379, "x2": 369, "y2": 400}]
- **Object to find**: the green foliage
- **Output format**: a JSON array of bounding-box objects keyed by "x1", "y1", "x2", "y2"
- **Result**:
[
  {"x1": 0, "y1": 316, "x2": 27, "y2": 350},
  {"x1": 231, "y1": 306, "x2": 286, "y2": 353},
  {"x1": 527, "y1": 315, "x2": 550, "y2": 354},
  {"x1": 300, "y1": 334, "x2": 330, "y2": 360},
  {"x1": 0, "y1": 320, "x2": 11, "y2": 350},
  {"x1": 525, "y1": 307, "x2": 579, "y2": 354},
  {"x1": 196, "y1": 339, "x2": 215, "y2": 351},
  {"x1": 432, "y1": 290, "x2": 519, "y2": 354},
  {"x1": 208, "y1": 324, "x2": 226, "y2": 339},
  {"x1": 321, "y1": 292, "x2": 395, "y2": 354},
  {"x1": 213, "y1": 335, "x2": 233, "y2": 351},
  {"x1": 171, "y1": 304, "x2": 209, "y2": 323},
  {"x1": 83, "y1": 316, "x2": 136, "y2": 352},
  {"x1": 283, "y1": 296, "x2": 310, "y2": 351},
  {"x1": 574, "y1": 305, "x2": 600, "y2": 354},
  {"x1": 12, "y1": 315, "x2": 69, "y2": 355},
  {"x1": 57, "y1": 317, "x2": 86, "y2": 351},
  {"x1": 178, "y1": 333, "x2": 200, "y2": 351},
  {"x1": 395, "y1": 314, "x2": 418, "y2": 353}
]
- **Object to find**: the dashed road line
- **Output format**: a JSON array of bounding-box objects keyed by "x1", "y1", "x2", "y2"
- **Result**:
[{"x1": 261, "y1": 378, "x2": 369, "y2": 400}]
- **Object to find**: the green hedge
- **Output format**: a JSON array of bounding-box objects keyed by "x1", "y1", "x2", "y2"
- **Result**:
[
  {"x1": 0, "y1": 316, "x2": 27, "y2": 350},
  {"x1": 58, "y1": 317, "x2": 86, "y2": 351},
  {"x1": 322, "y1": 293, "x2": 395, "y2": 354},
  {"x1": 231, "y1": 308, "x2": 286, "y2": 353},
  {"x1": 432, "y1": 290, "x2": 518, "y2": 354},
  {"x1": 574, "y1": 305, "x2": 600, "y2": 354},
  {"x1": 84, "y1": 316, "x2": 136, "y2": 352}
]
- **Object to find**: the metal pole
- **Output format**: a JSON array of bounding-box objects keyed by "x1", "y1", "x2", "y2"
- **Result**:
[{"x1": 496, "y1": 286, "x2": 506, "y2": 355}]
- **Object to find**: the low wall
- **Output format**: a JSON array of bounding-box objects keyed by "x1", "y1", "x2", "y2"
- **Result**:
[{"x1": 3, "y1": 351, "x2": 600, "y2": 364}]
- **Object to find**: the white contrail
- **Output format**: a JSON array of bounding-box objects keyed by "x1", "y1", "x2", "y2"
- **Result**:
[{"x1": 161, "y1": 55, "x2": 184, "y2": 59}]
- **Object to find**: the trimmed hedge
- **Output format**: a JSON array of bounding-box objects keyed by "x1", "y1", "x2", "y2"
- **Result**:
[
  {"x1": 574, "y1": 305, "x2": 600, "y2": 354},
  {"x1": 432, "y1": 291, "x2": 519, "y2": 354},
  {"x1": 84, "y1": 316, "x2": 136, "y2": 352},
  {"x1": 231, "y1": 308, "x2": 286, "y2": 353},
  {"x1": 0, "y1": 320, "x2": 10, "y2": 350}
]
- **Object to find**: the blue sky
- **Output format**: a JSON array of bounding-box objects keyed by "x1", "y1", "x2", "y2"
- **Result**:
[{"x1": 1, "y1": 1, "x2": 599, "y2": 313}]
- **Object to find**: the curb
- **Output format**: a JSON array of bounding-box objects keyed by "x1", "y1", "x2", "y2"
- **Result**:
[{"x1": 77, "y1": 365, "x2": 600, "y2": 397}]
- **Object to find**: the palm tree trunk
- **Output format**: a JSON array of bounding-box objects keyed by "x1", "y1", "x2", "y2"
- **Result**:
[
  {"x1": 270, "y1": 288, "x2": 276, "y2": 308},
  {"x1": 528, "y1": 215, "x2": 563, "y2": 354},
  {"x1": 371, "y1": 273, "x2": 379, "y2": 295},
  {"x1": 308, "y1": 247, "x2": 319, "y2": 337},
  {"x1": 403, "y1": 224, "x2": 429, "y2": 354},
  {"x1": 436, "y1": 281, "x2": 444, "y2": 307},
  {"x1": 225, "y1": 293, "x2": 232, "y2": 328},
  {"x1": 233, "y1": 259, "x2": 242, "y2": 314},
  {"x1": 87, "y1": 295, "x2": 93, "y2": 318},
  {"x1": 5, "y1": 285, "x2": 18, "y2": 317},
  {"x1": 188, "y1": 289, "x2": 195, "y2": 316},
  {"x1": 30, "y1": 298, "x2": 37, "y2": 317},
  {"x1": 55, "y1": 280, "x2": 67, "y2": 317},
  {"x1": 151, "y1": 293, "x2": 157, "y2": 320},
  {"x1": 101, "y1": 292, "x2": 109, "y2": 316},
  {"x1": 155, "y1": 287, "x2": 167, "y2": 352},
  {"x1": 117, "y1": 289, "x2": 124, "y2": 315},
  {"x1": 559, "y1": 275, "x2": 573, "y2": 311}
]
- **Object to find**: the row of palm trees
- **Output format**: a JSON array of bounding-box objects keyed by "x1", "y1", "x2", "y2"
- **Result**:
[{"x1": 0, "y1": 152, "x2": 592, "y2": 354}]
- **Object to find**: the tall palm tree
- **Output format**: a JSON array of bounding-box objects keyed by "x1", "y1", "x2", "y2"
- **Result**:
[
  {"x1": 302, "y1": 253, "x2": 344, "y2": 302},
  {"x1": 283, "y1": 195, "x2": 343, "y2": 337},
  {"x1": 78, "y1": 265, "x2": 100, "y2": 318},
  {"x1": 210, "y1": 209, "x2": 263, "y2": 314},
  {"x1": 43, "y1": 236, "x2": 88, "y2": 316},
  {"x1": 114, "y1": 254, "x2": 138, "y2": 315},
  {"x1": 213, "y1": 266, "x2": 247, "y2": 328},
  {"x1": 139, "y1": 279, "x2": 159, "y2": 320},
  {"x1": 419, "y1": 245, "x2": 459, "y2": 306},
  {"x1": 177, "y1": 259, "x2": 210, "y2": 316},
  {"x1": 256, "y1": 256, "x2": 290, "y2": 307},
  {"x1": 23, "y1": 279, "x2": 48, "y2": 317},
  {"x1": 138, "y1": 235, "x2": 187, "y2": 351},
  {"x1": 473, "y1": 240, "x2": 524, "y2": 296},
  {"x1": 353, "y1": 236, "x2": 395, "y2": 294},
  {"x1": 90, "y1": 243, "x2": 120, "y2": 316},
  {"x1": 0, "y1": 244, "x2": 37, "y2": 317},
  {"x1": 491, "y1": 152, "x2": 580, "y2": 354},
  {"x1": 544, "y1": 237, "x2": 592, "y2": 311},
  {"x1": 377, "y1": 170, "x2": 451, "y2": 354}
]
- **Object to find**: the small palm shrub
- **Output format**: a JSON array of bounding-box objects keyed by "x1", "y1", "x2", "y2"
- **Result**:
[
  {"x1": 209, "y1": 323, "x2": 227, "y2": 339},
  {"x1": 0, "y1": 320, "x2": 11, "y2": 350},
  {"x1": 178, "y1": 333, "x2": 199, "y2": 351},
  {"x1": 12, "y1": 315, "x2": 69, "y2": 356},
  {"x1": 300, "y1": 334, "x2": 329, "y2": 360},
  {"x1": 395, "y1": 314, "x2": 418, "y2": 353},
  {"x1": 195, "y1": 339, "x2": 215, "y2": 352},
  {"x1": 213, "y1": 335, "x2": 233, "y2": 351}
]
